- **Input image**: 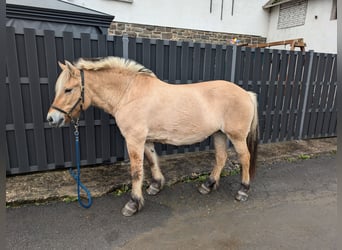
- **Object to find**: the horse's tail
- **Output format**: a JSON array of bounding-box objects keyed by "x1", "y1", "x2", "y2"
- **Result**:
[{"x1": 247, "y1": 92, "x2": 259, "y2": 180}]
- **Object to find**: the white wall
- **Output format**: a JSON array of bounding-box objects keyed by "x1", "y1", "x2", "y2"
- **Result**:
[
  {"x1": 267, "y1": 0, "x2": 337, "y2": 53},
  {"x1": 66, "y1": 0, "x2": 269, "y2": 37}
]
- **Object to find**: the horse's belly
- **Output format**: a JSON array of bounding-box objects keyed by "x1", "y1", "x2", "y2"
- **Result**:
[{"x1": 146, "y1": 126, "x2": 216, "y2": 146}]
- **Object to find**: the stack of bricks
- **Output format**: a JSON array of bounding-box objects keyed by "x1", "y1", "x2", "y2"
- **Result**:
[{"x1": 109, "y1": 22, "x2": 266, "y2": 45}]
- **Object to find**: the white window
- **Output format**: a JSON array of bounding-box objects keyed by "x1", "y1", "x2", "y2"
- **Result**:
[{"x1": 277, "y1": 0, "x2": 308, "y2": 29}]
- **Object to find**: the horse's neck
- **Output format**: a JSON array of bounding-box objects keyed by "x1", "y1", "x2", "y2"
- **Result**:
[{"x1": 86, "y1": 70, "x2": 131, "y2": 115}]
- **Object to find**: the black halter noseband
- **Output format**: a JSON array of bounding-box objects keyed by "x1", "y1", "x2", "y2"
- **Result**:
[{"x1": 52, "y1": 70, "x2": 85, "y2": 122}]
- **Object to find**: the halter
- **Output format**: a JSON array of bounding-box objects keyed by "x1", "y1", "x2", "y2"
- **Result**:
[{"x1": 52, "y1": 69, "x2": 85, "y2": 123}]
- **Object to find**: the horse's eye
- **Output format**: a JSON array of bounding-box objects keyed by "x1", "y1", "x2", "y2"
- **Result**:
[{"x1": 64, "y1": 88, "x2": 73, "y2": 94}]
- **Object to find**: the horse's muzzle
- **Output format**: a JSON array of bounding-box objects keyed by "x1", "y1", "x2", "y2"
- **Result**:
[{"x1": 47, "y1": 110, "x2": 65, "y2": 127}]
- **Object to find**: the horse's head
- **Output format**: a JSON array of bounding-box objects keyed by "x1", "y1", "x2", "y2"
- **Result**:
[{"x1": 47, "y1": 61, "x2": 85, "y2": 127}]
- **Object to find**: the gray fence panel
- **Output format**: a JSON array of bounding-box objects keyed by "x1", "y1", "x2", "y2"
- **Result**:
[
  {"x1": 4, "y1": 28, "x2": 337, "y2": 175},
  {"x1": 6, "y1": 27, "x2": 30, "y2": 174}
]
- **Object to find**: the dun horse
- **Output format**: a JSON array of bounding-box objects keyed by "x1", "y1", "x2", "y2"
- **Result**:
[{"x1": 47, "y1": 56, "x2": 259, "y2": 217}]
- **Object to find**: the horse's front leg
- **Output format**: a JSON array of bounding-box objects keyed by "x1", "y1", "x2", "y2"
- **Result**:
[{"x1": 121, "y1": 141, "x2": 145, "y2": 217}]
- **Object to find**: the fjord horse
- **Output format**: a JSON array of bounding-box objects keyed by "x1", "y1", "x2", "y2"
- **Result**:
[{"x1": 47, "y1": 56, "x2": 259, "y2": 216}]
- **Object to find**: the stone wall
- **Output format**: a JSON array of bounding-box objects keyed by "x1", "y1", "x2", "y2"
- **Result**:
[{"x1": 109, "y1": 22, "x2": 266, "y2": 45}]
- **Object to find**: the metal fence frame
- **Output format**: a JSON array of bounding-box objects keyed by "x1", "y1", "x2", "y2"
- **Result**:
[{"x1": 4, "y1": 27, "x2": 337, "y2": 175}]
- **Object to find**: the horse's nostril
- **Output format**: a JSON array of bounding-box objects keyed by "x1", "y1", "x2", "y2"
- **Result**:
[{"x1": 47, "y1": 116, "x2": 53, "y2": 123}]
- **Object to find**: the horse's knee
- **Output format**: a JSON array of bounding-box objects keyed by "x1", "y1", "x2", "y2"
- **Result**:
[
  {"x1": 198, "y1": 177, "x2": 218, "y2": 195},
  {"x1": 121, "y1": 195, "x2": 144, "y2": 217},
  {"x1": 146, "y1": 178, "x2": 164, "y2": 196}
]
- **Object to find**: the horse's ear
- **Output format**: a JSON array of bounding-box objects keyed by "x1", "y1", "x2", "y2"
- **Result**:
[
  {"x1": 58, "y1": 61, "x2": 67, "y2": 71},
  {"x1": 65, "y1": 60, "x2": 78, "y2": 77}
]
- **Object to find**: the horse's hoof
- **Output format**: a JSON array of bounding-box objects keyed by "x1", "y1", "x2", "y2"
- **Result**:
[
  {"x1": 198, "y1": 177, "x2": 216, "y2": 195},
  {"x1": 121, "y1": 199, "x2": 139, "y2": 217},
  {"x1": 198, "y1": 183, "x2": 212, "y2": 195},
  {"x1": 146, "y1": 182, "x2": 161, "y2": 196},
  {"x1": 235, "y1": 190, "x2": 249, "y2": 202}
]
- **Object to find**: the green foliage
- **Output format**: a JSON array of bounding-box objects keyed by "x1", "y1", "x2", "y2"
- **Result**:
[
  {"x1": 113, "y1": 184, "x2": 130, "y2": 196},
  {"x1": 62, "y1": 196, "x2": 78, "y2": 203},
  {"x1": 298, "y1": 154, "x2": 311, "y2": 160}
]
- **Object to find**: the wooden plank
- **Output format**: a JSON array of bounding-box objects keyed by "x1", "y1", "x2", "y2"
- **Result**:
[
  {"x1": 155, "y1": 40, "x2": 164, "y2": 79},
  {"x1": 322, "y1": 56, "x2": 336, "y2": 136},
  {"x1": 242, "y1": 46, "x2": 251, "y2": 90},
  {"x1": 259, "y1": 49, "x2": 271, "y2": 143},
  {"x1": 300, "y1": 52, "x2": 317, "y2": 139},
  {"x1": 280, "y1": 51, "x2": 295, "y2": 140},
  {"x1": 234, "y1": 46, "x2": 242, "y2": 85},
  {"x1": 24, "y1": 28, "x2": 48, "y2": 171},
  {"x1": 167, "y1": 40, "x2": 177, "y2": 154},
  {"x1": 264, "y1": 50, "x2": 279, "y2": 142},
  {"x1": 181, "y1": 41, "x2": 189, "y2": 83},
  {"x1": 315, "y1": 54, "x2": 332, "y2": 136},
  {"x1": 114, "y1": 35, "x2": 123, "y2": 57},
  {"x1": 203, "y1": 43, "x2": 212, "y2": 81},
  {"x1": 248, "y1": 38, "x2": 306, "y2": 51},
  {"x1": 279, "y1": 51, "x2": 303, "y2": 141},
  {"x1": 97, "y1": 34, "x2": 111, "y2": 163},
  {"x1": 327, "y1": 83, "x2": 337, "y2": 136},
  {"x1": 252, "y1": 48, "x2": 262, "y2": 93},
  {"x1": 327, "y1": 61, "x2": 337, "y2": 135},
  {"x1": 224, "y1": 45, "x2": 232, "y2": 81},
  {"x1": 6, "y1": 27, "x2": 30, "y2": 173},
  {"x1": 214, "y1": 44, "x2": 223, "y2": 80},
  {"x1": 81, "y1": 33, "x2": 96, "y2": 165},
  {"x1": 44, "y1": 30, "x2": 65, "y2": 168},
  {"x1": 192, "y1": 43, "x2": 201, "y2": 83},
  {"x1": 271, "y1": 50, "x2": 287, "y2": 142},
  {"x1": 128, "y1": 37, "x2": 136, "y2": 59},
  {"x1": 142, "y1": 38, "x2": 151, "y2": 69},
  {"x1": 308, "y1": 53, "x2": 325, "y2": 137},
  {"x1": 62, "y1": 31, "x2": 76, "y2": 165}
]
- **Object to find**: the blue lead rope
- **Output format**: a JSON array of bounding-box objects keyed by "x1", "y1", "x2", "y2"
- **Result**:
[{"x1": 69, "y1": 123, "x2": 93, "y2": 209}]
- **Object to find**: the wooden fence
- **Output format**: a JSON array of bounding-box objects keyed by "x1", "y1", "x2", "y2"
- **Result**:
[{"x1": 4, "y1": 27, "x2": 337, "y2": 174}]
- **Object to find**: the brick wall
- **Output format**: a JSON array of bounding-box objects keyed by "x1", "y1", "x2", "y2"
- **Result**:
[{"x1": 109, "y1": 22, "x2": 266, "y2": 45}]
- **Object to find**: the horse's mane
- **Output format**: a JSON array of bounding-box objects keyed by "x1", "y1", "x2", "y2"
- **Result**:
[{"x1": 74, "y1": 56, "x2": 156, "y2": 78}]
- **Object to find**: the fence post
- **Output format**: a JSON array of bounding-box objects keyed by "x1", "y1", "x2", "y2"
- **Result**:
[
  {"x1": 230, "y1": 45, "x2": 237, "y2": 82},
  {"x1": 122, "y1": 35, "x2": 129, "y2": 59},
  {"x1": 299, "y1": 50, "x2": 314, "y2": 139}
]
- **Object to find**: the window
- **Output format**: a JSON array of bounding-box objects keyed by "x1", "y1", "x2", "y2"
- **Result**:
[{"x1": 277, "y1": 0, "x2": 308, "y2": 29}]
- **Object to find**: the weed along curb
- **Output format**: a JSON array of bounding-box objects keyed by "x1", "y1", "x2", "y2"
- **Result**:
[{"x1": 6, "y1": 137, "x2": 337, "y2": 207}]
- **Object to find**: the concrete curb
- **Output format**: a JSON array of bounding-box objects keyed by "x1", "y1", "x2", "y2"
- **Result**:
[{"x1": 6, "y1": 137, "x2": 337, "y2": 206}]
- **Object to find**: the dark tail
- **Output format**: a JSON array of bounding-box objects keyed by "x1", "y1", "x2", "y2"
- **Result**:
[{"x1": 247, "y1": 92, "x2": 259, "y2": 180}]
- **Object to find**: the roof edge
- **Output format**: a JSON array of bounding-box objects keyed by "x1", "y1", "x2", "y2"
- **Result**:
[
  {"x1": 263, "y1": 0, "x2": 295, "y2": 9},
  {"x1": 6, "y1": 3, "x2": 114, "y2": 28}
]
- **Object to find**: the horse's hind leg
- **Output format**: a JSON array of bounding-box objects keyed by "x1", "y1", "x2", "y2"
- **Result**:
[
  {"x1": 198, "y1": 132, "x2": 227, "y2": 195},
  {"x1": 230, "y1": 136, "x2": 251, "y2": 202},
  {"x1": 144, "y1": 142, "x2": 165, "y2": 195}
]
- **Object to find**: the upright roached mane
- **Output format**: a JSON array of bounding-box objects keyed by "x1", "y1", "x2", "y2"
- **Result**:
[
  {"x1": 75, "y1": 56, "x2": 156, "y2": 77},
  {"x1": 47, "y1": 56, "x2": 259, "y2": 217}
]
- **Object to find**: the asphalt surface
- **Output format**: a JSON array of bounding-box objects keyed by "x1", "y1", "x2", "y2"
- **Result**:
[{"x1": 6, "y1": 154, "x2": 336, "y2": 250}]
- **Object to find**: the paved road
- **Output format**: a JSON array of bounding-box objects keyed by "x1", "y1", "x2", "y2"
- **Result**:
[{"x1": 7, "y1": 154, "x2": 336, "y2": 250}]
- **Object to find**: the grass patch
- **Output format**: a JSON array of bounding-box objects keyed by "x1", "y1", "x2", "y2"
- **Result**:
[
  {"x1": 182, "y1": 168, "x2": 240, "y2": 184},
  {"x1": 62, "y1": 196, "x2": 78, "y2": 203},
  {"x1": 298, "y1": 154, "x2": 311, "y2": 160},
  {"x1": 286, "y1": 157, "x2": 297, "y2": 163},
  {"x1": 182, "y1": 173, "x2": 210, "y2": 183},
  {"x1": 113, "y1": 184, "x2": 131, "y2": 196}
]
